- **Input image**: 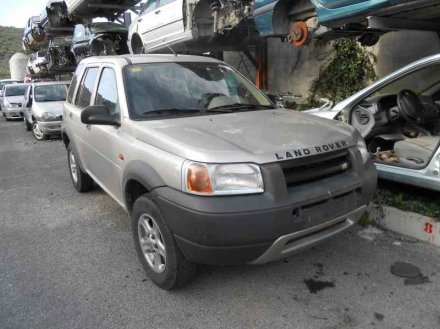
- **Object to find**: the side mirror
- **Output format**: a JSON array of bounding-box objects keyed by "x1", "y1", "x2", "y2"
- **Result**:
[{"x1": 81, "y1": 105, "x2": 120, "y2": 126}]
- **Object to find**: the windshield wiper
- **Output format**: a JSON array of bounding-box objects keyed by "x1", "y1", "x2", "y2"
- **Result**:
[
  {"x1": 142, "y1": 108, "x2": 202, "y2": 116},
  {"x1": 207, "y1": 104, "x2": 275, "y2": 112}
]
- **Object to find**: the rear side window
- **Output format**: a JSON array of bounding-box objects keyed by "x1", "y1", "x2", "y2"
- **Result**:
[
  {"x1": 67, "y1": 64, "x2": 84, "y2": 104},
  {"x1": 142, "y1": 0, "x2": 158, "y2": 14},
  {"x1": 95, "y1": 68, "x2": 119, "y2": 115},
  {"x1": 159, "y1": 0, "x2": 175, "y2": 6},
  {"x1": 75, "y1": 67, "x2": 99, "y2": 109}
]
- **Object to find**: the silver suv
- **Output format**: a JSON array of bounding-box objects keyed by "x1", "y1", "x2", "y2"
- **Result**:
[
  {"x1": 23, "y1": 81, "x2": 69, "y2": 140},
  {"x1": 61, "y1": 55, "x2": 377, "y2": 290}
]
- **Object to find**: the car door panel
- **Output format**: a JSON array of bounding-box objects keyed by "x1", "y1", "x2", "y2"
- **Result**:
[
  {"x1": 83, "y1": 67, "x2": 124, "y2": 202},
  {"x1": 154, "y1": 0, "x2": 185, "y2": 44}
]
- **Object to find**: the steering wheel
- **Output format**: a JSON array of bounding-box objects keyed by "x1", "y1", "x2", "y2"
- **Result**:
[{"x1": 397, "y1": 89, "x2": 425, "y2": 126}]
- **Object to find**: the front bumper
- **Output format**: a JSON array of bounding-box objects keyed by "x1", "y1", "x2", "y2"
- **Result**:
[
  {"x1": 37, "y1": 120, "x2": 62, "y2": 134},
  {"x1": 3, "y1": 108, "x2": 23, "y2": 118},
  {"x1": 154, "y1": 160, "x2": 377, "y2": 265}
]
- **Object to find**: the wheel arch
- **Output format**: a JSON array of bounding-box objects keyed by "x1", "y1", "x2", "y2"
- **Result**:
[
  {"x1": 272, "y1": 0, "x2": 316, "y2": 35},
  {"x1": 123, "y1": 161, "x2": 166, "y2": 213}
]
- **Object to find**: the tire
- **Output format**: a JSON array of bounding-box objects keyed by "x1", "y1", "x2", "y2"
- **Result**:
[
  {"x1": 24, "y1": 117, "x2": 32, "y2": 131},
  {"x1": 5, "y1": 117, "x2": 10, "y2": 121},
  {"x1": 32, "y1": 122, "x2": 49, "y2": 141},
  {"x1": 132, "y1": 194, "x2": 196, "y2": 290},
  {"x1": 67, "y1": 144, "x2": 94, "y2": 192}
]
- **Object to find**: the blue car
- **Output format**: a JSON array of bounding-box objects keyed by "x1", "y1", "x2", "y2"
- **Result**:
[{"x1": 253, "y1": 0, "x2": 438, "y2": 46}]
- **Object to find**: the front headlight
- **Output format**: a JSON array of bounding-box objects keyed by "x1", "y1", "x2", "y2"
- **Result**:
[
  {"x1": 41, "y1": 112, "x2": 57, "y2": 120},
  {"x1": 183, "y1": 161, "x2": 264, "y2": 195},
  {"x1": 356, "y1": 137, "x2": 370, "y2": 164}
]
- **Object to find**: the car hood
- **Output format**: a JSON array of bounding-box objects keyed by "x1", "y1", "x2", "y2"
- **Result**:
[
  {"x1": 4, "y1": 96, "x2": 25, "y2": 104},
  {"x1": 131, "y1": 109, "x2": 356, "y2": 164},
  {"x1": 33, "y1": 101, "x2": 64, "y2": 116}
]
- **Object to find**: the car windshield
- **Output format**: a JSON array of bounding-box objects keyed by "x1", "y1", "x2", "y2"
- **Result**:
[
  {"x1": 5, "y1": 85, "x2": 27, "y2": 97},
  {"x1": 0, "y1": 81, "x2": 20, "y2": 89},
  {"x1": 35, "y1": 84, "x2": 68, "y2": 102},
  {"x1": 372, "y1": 63, "x2": 440, "y2": 97},
  {"x1": 124, "y1": 62, "x2": 274, "y2": 119}
]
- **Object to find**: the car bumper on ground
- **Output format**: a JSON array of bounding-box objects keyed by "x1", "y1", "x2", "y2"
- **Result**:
[
  {"x1": 154, "y1": 161, "x2": 377, "y2": 266},
  {"x1": 37, "y1": 120, "x2": 62, "y2": 134},
  {"x1": 3, "y1": 108, "x2": 23, "y2": 118}
]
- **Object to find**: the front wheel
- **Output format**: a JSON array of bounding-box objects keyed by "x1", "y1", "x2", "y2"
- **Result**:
[
  {"x1": 32, "y1": 122, "x2": 48, "y2": 141},
  {"x1": 67, "y1": 144, "x2": 94, "y2": 192},
  {"x1": 132, "y1": 194, "x2": 196, "y2": 290}
]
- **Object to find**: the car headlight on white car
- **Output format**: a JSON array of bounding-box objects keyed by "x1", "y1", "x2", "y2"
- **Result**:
[
  {"x1": 356, "y1": 136, "x2": 370, "y2": 164},
  {"x1": 41, "y1": 112, "x2": 57, "y2": 121},
  {"x1": 183, "y1": 162, "x2": 264, "y2": 195}
]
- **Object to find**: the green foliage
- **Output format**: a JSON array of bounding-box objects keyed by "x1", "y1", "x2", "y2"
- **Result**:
[
  {"x1": 358, "y1": 212, "x2": 376, "y2": 227},
  {"x1": 377, "y1": 188, "x2": 440, "y2": 219},
  {"x1": 307, "y1": 39, "x2": 377, "y2": 106},
  {"x1": 0, "y1": 26, "x2": 25, "y2": 78}
]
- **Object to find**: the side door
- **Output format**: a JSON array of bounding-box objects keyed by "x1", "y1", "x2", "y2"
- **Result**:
[
  {"x1": 136, "y1": 0, "x2": 162, "y2": 49},
  {"x1": 65, "y1": 65, "x2": 100, "y2": 170},
  {"x1": 23, "y1": 85, "x2": 32, "y2": 123},
  {"x1": 83, "y1": 66, "x2": 124, "y2": 202},
  {"x1": 154, "y1": 0, "x2": 185, "y2": 45}
]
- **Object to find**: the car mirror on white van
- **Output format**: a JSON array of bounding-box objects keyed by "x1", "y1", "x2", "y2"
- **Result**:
[{"x1": 81, "y1": 105, "x2": 120, "y2": 127}]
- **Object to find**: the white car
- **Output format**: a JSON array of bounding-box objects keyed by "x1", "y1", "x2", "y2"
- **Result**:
[
  {"x1": 128, "y1": 0, "x2": 254, "y2": 54},
  {"x1": 305, "y1": 54, "x2": 440, "y2": 192},
  {"x1": 2, "y1": 84, "x2": 28, "y2": 121}
]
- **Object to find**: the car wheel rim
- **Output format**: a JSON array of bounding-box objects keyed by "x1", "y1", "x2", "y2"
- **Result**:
[
  {"x1": 138, "y1": 214, "x2": 166, "y2": 273},
  {"x1": 33, "y1": 123, "x2": 43, "y2": 140},
  {"x1": 69, "y1": 151, "x2": 78, "y2": 184}
]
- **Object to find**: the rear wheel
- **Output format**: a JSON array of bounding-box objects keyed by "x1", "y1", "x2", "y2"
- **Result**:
[
  {"x1": 67, "y1": 144, "x2": 94, "y2": 192},
  {"x1": 132, "y1": 194, "x2": 196, "y2": 290}
]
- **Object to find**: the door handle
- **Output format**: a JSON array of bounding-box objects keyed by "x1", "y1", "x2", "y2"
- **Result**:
[
  {"x1": 86, "y1": 124, "x2": 91, "y2": 130},
  {"x1": 155, "y1": 10, "x2": 160, "y2": 14},
  {"x1": 138, "y1": 18, "x2": 143, "y2": 22},
  {"x1": 69, "y1": 112, "x2": 72, "y2": 119}
]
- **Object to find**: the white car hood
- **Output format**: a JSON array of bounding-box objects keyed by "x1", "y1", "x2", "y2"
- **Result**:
[
  {"x1": 132, "y1": 109, "x2": 356, "y2": 164},
  {"x1": 4, "y1": 95, "x2": 25, "y2": 105},
  {"x1": 33, "y1": 101, "x2": 64, "y2": 117}
]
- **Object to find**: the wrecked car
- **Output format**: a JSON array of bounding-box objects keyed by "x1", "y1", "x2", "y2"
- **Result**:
[
  {"x1": 128, "y1": 0, "x2": 257, "y2": 54},
  {"x1": 253, "y1": 0, "x2": 440, "y2": 47},
  {"x1": 306, "y1": 54, "x2": 440, "y2": 192},
  {"x1": 71, "y1": 22, "x2": 129, "y2": 63},
  {"x1": 65, "y1": 0, "x2": 142, "y2": 20},
  {"x1": 22, "y1": 16, "x2": 48, "y2": 53}
]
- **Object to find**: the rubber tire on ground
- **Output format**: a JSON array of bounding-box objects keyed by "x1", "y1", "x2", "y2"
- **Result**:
[
  {"x1": 132, "y1": 194, "x2": 196, "y2": 290},
  {"x1": 5, "y1": 117, "x2": 10, "y2": 121},
  {"x1": 32, "y1": 122, "x2": 49, "y2": 141},
  {"x1": 24, "y1": 117, "x2": 32, "y2": 131},
  {"x1": 67, "y1": 144, "x2": 94, "y2": 193}
]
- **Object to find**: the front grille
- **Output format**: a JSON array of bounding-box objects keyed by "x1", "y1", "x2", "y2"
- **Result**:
[{"x1": 280, "y1": 149, "x2": 350, "y2": 188}]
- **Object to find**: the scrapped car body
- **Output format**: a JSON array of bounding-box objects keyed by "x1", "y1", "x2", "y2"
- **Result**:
[
  {"x1": 22, "y1": 16, "x2": 48, "y2": 53},
  {"x1": 128, "y1": 0, "x2": 256, "y2": 54},
  {"x1": 65, "y1": 0, "x2": 142, "y2": 19},
  {"x1": 23, "y1": 81, "x2": 69, "y2": 140},
  {"x1": 254, "y1": 0, "x2": 440, "y2": 46},
  {"x1": 2, "y1": 84, "x2": 28, "y2": 121},
  {"x1": 27, "y1": 51, "x2": 49, "y2": 75},
  {"x1": 72, "y1": 23, "x2": 129, "y2": 63},
  {"x1": 61, "y1": 54, "x2": 376, "y2": 289},
  {"x1": 306, "y1": 54, "x2": 440, "y2": 192}
]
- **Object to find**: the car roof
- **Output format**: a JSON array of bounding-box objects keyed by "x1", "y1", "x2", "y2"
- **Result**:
[
  {"x1": 32, "y1": 81, "x2": 70, "y2": 87},
  {"x1": 0, "y1": 79, "x2": 22, "y2": 82},
  {"x1": 4, "y1": 83, "x2": 28, "y2": 89},
  {"x1": 79, "y1": 54, "x2": 222, "y2": 67}
]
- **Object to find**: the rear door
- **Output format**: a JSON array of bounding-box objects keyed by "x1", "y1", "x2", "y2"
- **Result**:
[
  {"x1": 137, "y1": 0, "x2": 162, "y2": 48},
  {"x1": 64, "y1": 65, "x2": 99, "y2": 169},
  {"x1": 154, "y1": 0, "x2": 185, "y2": 44}
]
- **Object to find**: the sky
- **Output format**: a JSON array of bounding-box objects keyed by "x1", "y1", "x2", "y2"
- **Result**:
[{"x1": 0, "y1": 0, "x2": 53, "y2": 28}]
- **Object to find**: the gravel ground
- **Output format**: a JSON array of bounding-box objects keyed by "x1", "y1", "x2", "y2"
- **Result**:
[{"x1": 1, "y1": 118, "x2": 440, "y2": 329}]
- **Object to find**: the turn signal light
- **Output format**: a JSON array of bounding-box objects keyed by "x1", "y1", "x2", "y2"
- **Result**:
[{"x1": 186, "y1": 163, "x2": 213, "y2": 194}]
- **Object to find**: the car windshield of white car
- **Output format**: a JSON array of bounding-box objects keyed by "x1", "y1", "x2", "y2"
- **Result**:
[
  {"x1": 5, "y1": 86, "x2": 27, "y2": 97},
  {"x1": 124, "y1": 62, "x2": 274, "y2": 120},
  {"x1": 35, "y1": 84, "x2": 68, "y2": 102}
]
